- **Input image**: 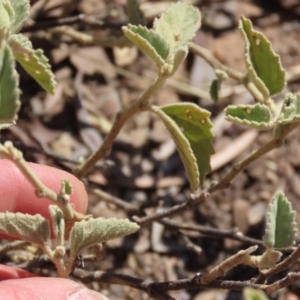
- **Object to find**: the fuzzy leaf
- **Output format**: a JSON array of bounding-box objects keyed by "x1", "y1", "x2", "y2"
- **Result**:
[
  {"x1": 9, "y1": 0, "x2": 30, "y2": 34},
  {"x1": 122, "y1": 25, "x2": 169, "y2": 70},
  {"x1": 0, "y1": 1, "x2": 13, "y2": 37},
  {"x1": 277, "y1": 93, "x2": 300, "y2": 124},
  {"x1": 171, "y1": 47, "x2": 188, "y2": 74},
  {"x1": 244, "y1": 287, "x2": 269, "y2": 300},
  {"x1": 8, "y1": 34, "x2": 56, "y2": 94},
  {"x1": 127, "y1": 0, "x2": 145, "y2": 25},
  {"x1": 0, "y1": 45, "x2": 19, "y2": 129},
  {"x1": 69, "y1": 218, "x2": 140, "y2": 255},
  {"x1": 0, "y1": 212, "x2": 50, "y2": 247},
  {"x1": 153, "y1": 103, "x2": 214, "y2": 189},
  {"x1": 225, "y1": 104, "x2": 273, "y2": 129},
  {"x1": 263, "y1": 191, "x2": 296, "y2": 249},
  {"x1": 153, "y1": 2, "x2": 201, "y2": 61},
  {"x1": 240, "y1": 17, "x2": 285, "y2": 97},
  {"x1": 152, "y1": 106, "x2": 199, "y2": 191},
  {"x1": 49, "y1": 205, "x2": 65, "y2": 246}
]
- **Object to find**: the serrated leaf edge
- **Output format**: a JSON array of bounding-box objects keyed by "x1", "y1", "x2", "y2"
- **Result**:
[
  {"x1": 239, "y1": 16, "x2": 286, "y2": 97},
  {"x1": 122, "y1": 24, "x2": 167, "y2": 70},
  {"x1": 69, "y1": 217, "x2": 140, "y2": 255},
  {"x1": 263, "y1": 191, "x2": 297, "y2": 249},
  {"x1": 225, "y1": 104, "x2": 274, "y2": 130},
  {"x1": 151, "y1": 105, "x2": 200, "y2": 191}
]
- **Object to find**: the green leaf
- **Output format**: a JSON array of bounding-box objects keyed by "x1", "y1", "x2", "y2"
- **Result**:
[
  {"x1": 0, "y1": 44, "x2": 19, "y2": 130},
  {"x1": 8, "y1": 34, "x2": 56, "y2": 94},
  {"x1": 9, "y1": 0, "x2": 30, "y2": 35},
  {"x1": 122, "y1": 24, "x2": 169, "y2": 70},
  {"x1": 0, "y1": 1, "x2": 14, "y2": 36},
  {"x1": 277, "y1": 93, "x2": 300, "y2": 124},
  {"x1": 209, "y1": 70, "x2": 227, "y2": 103},
  {"x1": 59, "y1": 179, "x2": 73, "y2": 196},
  {"x1": 49, "y1": 205, "x2": 65, "y2": 246},
  {"x1": 225, "y1": 104, "x2": 273, "y2": 129},
  {"x1": 244, "y1": 287, "x2": 269, "y2": 300},
  {"x1": 153, "y1": 2, "x2": 201, "y2": 61},
  {"x1": 69, "y1": 218, "x2": 140, "y2": 256},
  {"x1": 152, "y1": 103, "x2": 214, "y2": 189},
  {"x1": 210, "y1": 79, "x2": 219, "y2": 102},
  {"x1": 127, "y1": 0, "x2": 145, "y2": 26},
  {"x1": 240, "y1": 17, "x2": 286, "y2": 97},
  {"x1": 0, "y1": 212, "x2": 50, "y2": 247},
  {"x1": 263, "y1": 191, "x2": 296, "y2": 249}
]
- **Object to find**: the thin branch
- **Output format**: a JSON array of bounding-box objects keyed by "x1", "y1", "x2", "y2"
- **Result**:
[
  {"x1": 21, "y1": 14, "x2": 124, "y2": 33},
  {"x1": 265, "y1": 272, "x2": 300, "y2": 294},
  {"x1": 189, "y1": 42, "x2": 279, "y2": 115},
  {"x1": 133, "y1": 201, "x2": 189, "y2": 226},
  {"x1": 189, "y1": 43, "x2": 244, "y2": 81},
  {"x1": 198, "y1": 246, "x2": 258, "y2": 284},
  {"x1": 87, "y1": 188, "x2": 140, "y2": 214},
  {"x1": 181, "y1": 235, "x2": 202, "y2": 255},
  {"x1": 75, "y1": 76, "x2": 167, "y2": 178},
  {"x1": 73, "y1": 269, "x2": 271, "y2": 293},
  {"x1": 0, "y1": 142, "x2": 90, "y2": 224},
  {"x1": 161, "y1": 219, "x2": 264, "y2": 246}
]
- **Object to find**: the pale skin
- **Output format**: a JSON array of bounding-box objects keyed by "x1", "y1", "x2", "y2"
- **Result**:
[{"x1": 0, "y1": 159, "x2": 109, "y2": 300}]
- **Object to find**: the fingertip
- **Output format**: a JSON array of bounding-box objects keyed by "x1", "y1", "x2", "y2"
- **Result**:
[
  {"x1": 0, "y1": 277, "x2": 109, "y2": 300},
  {"x1": 0, "y1": 265, "x2": 36, "y2": 281},
  {"x1": 0, "y1": 159, "x2": 88, "y2": 220}
]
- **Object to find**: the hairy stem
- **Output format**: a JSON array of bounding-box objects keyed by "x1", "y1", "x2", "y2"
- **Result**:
[{"x1": 0, "y1": 142, "x2": 74, "y2": 221}]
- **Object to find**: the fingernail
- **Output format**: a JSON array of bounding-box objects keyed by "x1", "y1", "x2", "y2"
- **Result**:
[{"x1": 68, "y1": 288, "x2": 109, "y2": 300}]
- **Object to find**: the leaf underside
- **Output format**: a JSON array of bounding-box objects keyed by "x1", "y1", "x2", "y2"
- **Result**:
[
  {"x1": 153, "y1": 2, "x2": 201, "y2": 56},
  {"x1": 0, "y1": 212, "x2": 50, "y2": 247},
  {"x1": 69, "y1": 217, "x2": 140, "y2": 256}
]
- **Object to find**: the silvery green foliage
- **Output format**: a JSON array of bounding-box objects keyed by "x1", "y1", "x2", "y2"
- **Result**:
[
  {"x1": 0, "y1": 0, "x2": 56, "y2": 129},
  {"x1": 263, "y1": 191, "x2": 296, "y2": 249},
  {"x1": 240, "y1": 17, "x2": 285, "y2": 98},
  {"x1": 69, "y1": 217, "x2": 140, "y2": 257},
  {"x1": 225, "y1": 103, "x2": 273, "y2": 130},
  {"x1": 49, "y1": 205, "x2": 65, "y2": 246},
  {"x1": 256, "y1": 191, "x2": 297, "y2": 270},
  {"x1": 0, "y1": 211, "x2": 50, "y2": 247},
  {"x1": 123, "y1": 2, "x2": 201, "y2": 75}
]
